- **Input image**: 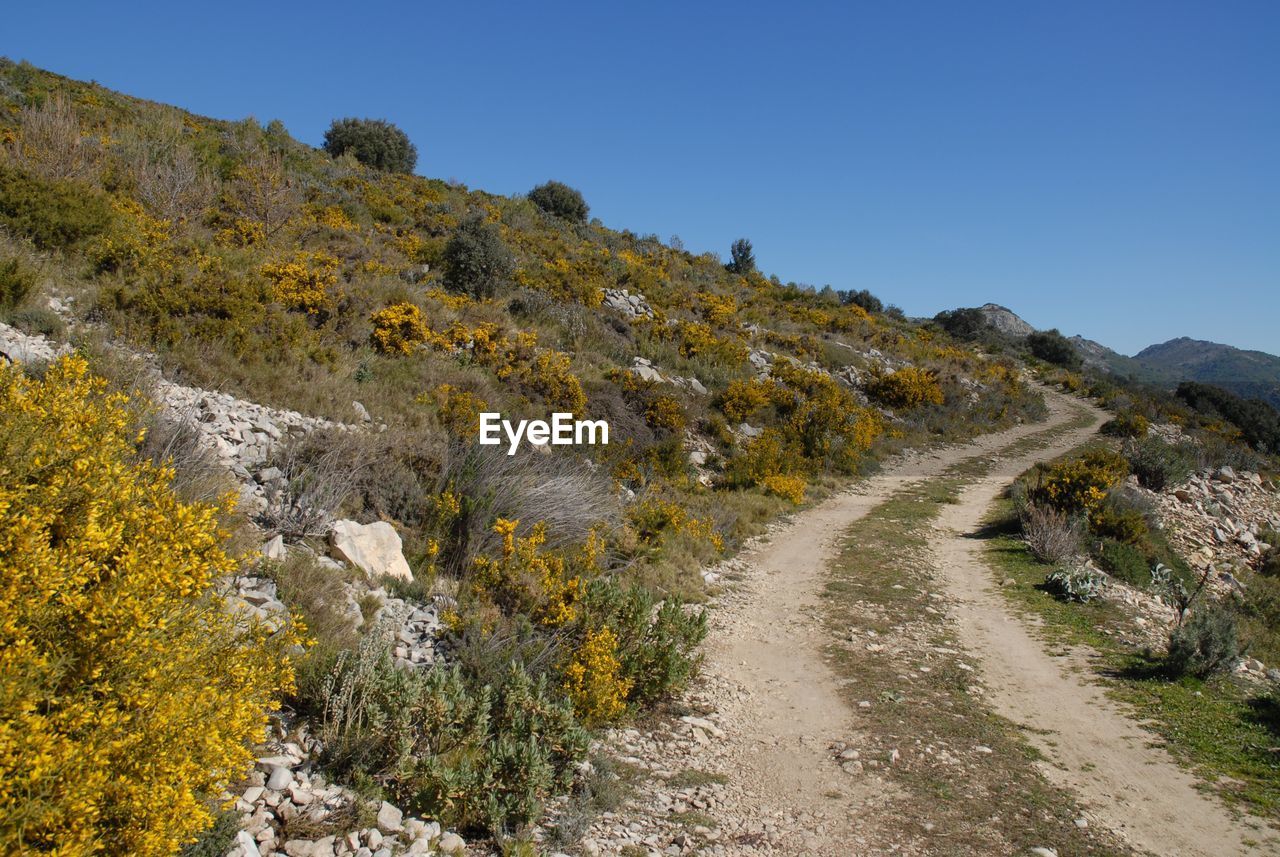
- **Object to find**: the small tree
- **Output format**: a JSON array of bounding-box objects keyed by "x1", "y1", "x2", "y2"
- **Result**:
[
  {"x1": 933, "y1": 307, "x2": 988, "y2": 341},
  {"x1": 1027, "y1": 328, "x2": 1081, "y2": 368},
  {"x1": 322, "y1": 118, "x2": 417, "y2": 173},
  {"x1": 528, "y1": 181, "x2": 589, "y2": 223},
  {"x1": 726, "y1": 238, "x2": 755, "y2": 274},
  {"x1": 442, "y1": 215, "x2": 515, "y2": 298},
  {"x1": 840, "y1": 288, "x2": 884, "y2": 314}
]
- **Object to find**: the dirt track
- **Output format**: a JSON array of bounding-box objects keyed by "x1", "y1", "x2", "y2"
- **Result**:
[{"x1": 630, "y1": 389, "x2": 1275, "y2": 855}]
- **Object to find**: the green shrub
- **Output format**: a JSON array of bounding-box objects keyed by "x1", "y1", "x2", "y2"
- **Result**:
[
  {"x1": 322, "y1": 118, "x2": 417, "y2": 173},
  {"x1": 7, "y1": 307, "x2": 64, "y2": 338},
  {"x1": 0, "y1": 257, "x2": 36, "y2": 311},
  {"x1": 1101, "y1": 411, "x2": 1149, "y2": 438},
  {"x1": 442, "y1": 215, "x2": 514, "y2": 298},
  {"x1": 933, "y1": 307, "x2": 987, "y2": 341},
  {"x1": 317, "y1": 637, "x2": 588, "y2": 835},
  {"x1": 1125, "y1": 436, "x2": 1195, "y2": 490},
  {"x1": 1045, "y1": 566, "x2": 1107, "y2": 602},
  {"x1": 839, "y1": 288, "x2": 883, "y2": 314},
  {"x1": 1095, "y1": 538, "x2": 1150, "y2": 587},
  {"x1": 580, "y1": 577, "x2": 708, "y2": 706},
  {"x1": 1166, "y1": 603, "x2": 1240, "y2": 678},
  {"x1": 528, "y1": 181, "x2": 589, "y2": 223},
  {"x1": 0, "y1": 164, "x2": 112, "y2": 249},
  {"x1": 1261, "y1": 547, "x2": 1280, "y2": 579},
  {"x1": 1089, "y1": 495, "x2": 1150, "y2": 546},
  {"x1": 1027, "y1": 329, "x2": 1081, "y2": 368}
]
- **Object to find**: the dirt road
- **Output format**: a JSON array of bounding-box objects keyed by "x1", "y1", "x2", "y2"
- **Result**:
[{"x1": 587, "y1": 389, "x2": 1276, "y2": 855}]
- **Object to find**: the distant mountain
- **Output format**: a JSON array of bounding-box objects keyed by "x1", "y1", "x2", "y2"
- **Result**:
[
  {"x1": 948, "y1": 304, "x2": 1280, "y2": 409},
  {"x1": 1130, "y1": 338, "x2": 1280, "y2": 409}
]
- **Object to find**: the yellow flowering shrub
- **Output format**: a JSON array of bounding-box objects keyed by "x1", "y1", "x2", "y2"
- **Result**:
[
  {"x1": 261, "y1": 251, "x2": 341, "y2": 318},
  {"x1": 718, "y1": 377, "x2": 773, "y2": 423},
  {"x1": 306, "y1": 203, "x2": 358, "y2": 232},
  {"x1": 468, "y1": 519, "x2": 587, "y2": 627},
  {"x1": 371, "y1": 302, "x2": 430, "y2": 354},
  {"x1": 1029, "y1": 448, "x2": 1129, "y2": 515},
  {"x1": 763, "y1": 473, "x2": 806, "y2": 505},
  {"x1": 521, "y1": 350, "x2": 587, "y2": 413},
  {"x1": 767, "y1": 362, "x2": 883, "y2": 472},
  {"x1": 626, "y1": 497, "x2": 723, "y2": 551},
  {"x1": 696, "y1": 292, "x2": 737, "y2": 327},
  {"x1": 865, "y1": 366, "x2": 945, "y2": 410},
  {"x1": 645, "y1": 394, "x2": 687, "y2": 434},
  {"x1": 563, "y1": 626, "x2": 631, "y2": 724},
  {"x1": 0, "y1": 357, "x2": 298, "y2": 856},
  {"x1": 215, "y1": 216, "x2": 265, "y2": 248},
  {"x1": 428, "y1": 383, "x2": 489, "y2": 437}
]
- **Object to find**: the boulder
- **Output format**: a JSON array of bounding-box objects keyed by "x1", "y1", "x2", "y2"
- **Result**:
[
  {"x1": 330, "y1": 521, "x2": 413, "y2": 582},
  {"x1": 375, "y1": 800, "x2": 403, "y2": 833}
]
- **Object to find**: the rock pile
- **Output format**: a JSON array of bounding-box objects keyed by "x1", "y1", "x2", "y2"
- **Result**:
[
  {"x1": 222, "y1": 716, "x2": 466, "y2": 857},
  {"x1": 1142, "y1": 466, "x2": 1280, "y2": 575},
  {"x1": 602, "y1": 288, "x2": 655, "y2": 319}
]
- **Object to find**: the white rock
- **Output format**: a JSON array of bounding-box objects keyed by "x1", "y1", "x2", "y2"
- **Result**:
[
  {"x1": 237, "y1": 830, "x2": 264, "y2": 857},
  {"x1": 331, "y1": 521, "x2": 413, "y2": 582},
  {"x1": 436, "y1": 832, "x2": 466, "y2": 854},
  {"x1": 267, "y1": 765, "x2": 292, "y2": 790},
  {"x1": 376, "y1": 801, "x2": 404, "y2": 833}
]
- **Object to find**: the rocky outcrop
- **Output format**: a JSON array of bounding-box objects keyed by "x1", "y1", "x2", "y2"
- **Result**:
[
  {"x1": 602, "y1": 288, "x2": 655, "y2": 319},
  {"x1": 977, "y1": 303, "x2": 1035, "y2": 337}
]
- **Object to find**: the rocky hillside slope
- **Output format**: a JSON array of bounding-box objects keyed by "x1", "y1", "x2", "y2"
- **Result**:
[{"x1": 0, "y1": 60, "x2": 1052, "y2": 857}]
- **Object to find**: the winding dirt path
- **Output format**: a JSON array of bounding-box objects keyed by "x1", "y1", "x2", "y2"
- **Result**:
[
  {"x1": 599, "y1": 389, "x2": 1275, "y2": 855},
  {"x1": 666, "y1": 392, "x2": 1107, "y2": 853}
]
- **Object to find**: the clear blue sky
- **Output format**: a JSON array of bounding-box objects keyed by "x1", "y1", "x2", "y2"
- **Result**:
[{"x1": 7, "y1": 1, "x2": 1278, "y2": 356}]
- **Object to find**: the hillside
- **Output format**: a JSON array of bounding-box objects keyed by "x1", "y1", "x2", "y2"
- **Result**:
[{"x1": 0, "y1": 60, "x2": 1048, "y2": 856}]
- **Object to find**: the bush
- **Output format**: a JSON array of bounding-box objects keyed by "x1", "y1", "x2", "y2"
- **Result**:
[
  {"x1": 865, "y1": 366, "x2": 945, "y2": 410},
  {"x1": 763, "y1": 473, "x2": 806, "y2": 504},
  {"x1": 0, "y1": 357, "x2": 298, "y2": 855},
  {"x1": 1095, "y1": 538, "x2": 1150, "y2": 587},
  {"x1": 0, "y1": 256, "x2": 36, "y2": 311},
  {"x1": 725, "y1": 238, "x2": 755, "y2": 274},
  {"x1": 1021, "y1": 503, "x2": 1083, "y2": 564},
  {"x1": 442, "y1": 215, "x2": 515, "y2": 298},
  {"x1": 1166, "y1": 603, "x2": 1240, "y2": 678},
  {"x1": 371, "y1": 302, "x2": 430, "y2": 355},
  {"x1": 1176, "y1": 381, "x2": 1280, "y2": 454},
  {"x1": 0, "y1": 163, "x2": 112, "y2": 249},
  {"x1": 1027, "y1": 329, "x2": 1081, "y2": 368},
  {"x1": 718, "y1": 377, "x2": 773, "y2": 423},
  {"x1": 580, "y1": 578, "x2": 707, "y2": 707},
  {"x1": 1028, "y1": 448, "x2": 1129, "y2": 515},
  {"x1": 1125, "y1": 436, "x2": 1195, "y2": 491},
  {"x1": 933, "y1": 307, "x2": 987, "y2": 341},
  {"x1": 1101, "y1": 411, "x2": 1149, "y2": 438},
  {"x1": 317, "y1": 637, "x2": 588, "y2": 834},
  {"x1": 1045, "y1": 566, "x2": 1107, "y2": 602},
  {"x1": 562, "y1": 625, "x2": 630, "y2": 724},
  {"x1": 1088, "y1": 494, "x2": 1150, "y2": 546},
  {"x1": 528, "y1": 181, "x2": 589, "y2": 223},
  {"x1": 839, "y1": 288, "x2": 883, "y2": 314},
  {"x1": 322, "y1": 118, "x2": 417, "y2": 173}
]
